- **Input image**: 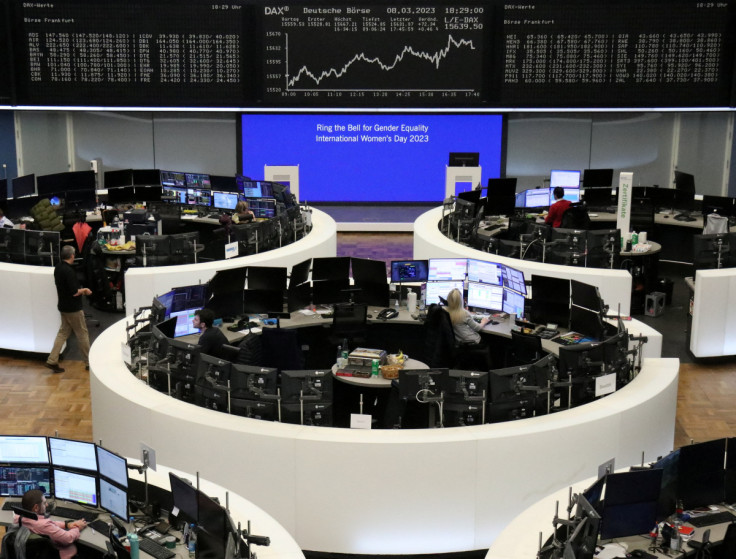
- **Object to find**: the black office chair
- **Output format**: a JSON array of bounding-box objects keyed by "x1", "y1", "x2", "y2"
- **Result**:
[
  {"x1": 630, "y1": 198, "x2": 655, "y2": 231},
  {"x1": 505, "y1": 330, "x2": 544, "y2": 367},
  {"x1": 329, "y1": 302, "x2": 368, "y2": 349},
  {"x1": 1, "y1": 507, "x2": 61, "y2": 559},
  {"x1": 423, "y1": 304, "x2": 456, "y2": 368},
  {"x1": 560, "y1": 203, "x2": 591, "y2": 230},
  {"x1": 712, "y1": 522, "x2": 736, "y2": 559}
]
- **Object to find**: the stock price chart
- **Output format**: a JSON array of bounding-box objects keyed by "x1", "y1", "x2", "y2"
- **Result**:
[{"x1": 258, "y1": 3, "x2": 488, "y2": 106}]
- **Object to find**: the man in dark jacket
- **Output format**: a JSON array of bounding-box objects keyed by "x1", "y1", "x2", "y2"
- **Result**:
[
  {"x1": 46, "y1": 245, "x2": 92, "y2": 373},
  {"x1": 193, "y1": 308, "x2": 228, "y2": 358}
]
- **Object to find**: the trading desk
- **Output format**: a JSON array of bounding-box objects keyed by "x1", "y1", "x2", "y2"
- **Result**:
[{"x1": 91, "y1": 316, "x2": 676, "y2": 555}]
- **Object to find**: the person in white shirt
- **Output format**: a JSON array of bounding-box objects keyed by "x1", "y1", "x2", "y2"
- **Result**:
[{"x1": 0, "y1": 208, "x2": 13, "y2": 228}]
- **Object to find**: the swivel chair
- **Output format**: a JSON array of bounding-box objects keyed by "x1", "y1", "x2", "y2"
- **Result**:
[
  {"x1": 329, "y1": 302, "x2": 368, "y2": 349},
  {"x1": 1, "y1": 507, "x2": 61, "y2": 559},
  {"x1": 505, "y1": 330, "x2": 544, "y2": 367},
  {"x1": 560, "y1": 203, "x2": 591, "y2": 230}
]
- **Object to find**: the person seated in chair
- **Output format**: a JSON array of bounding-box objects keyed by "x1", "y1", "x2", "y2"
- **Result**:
[
  {"x1": 193, "y1": 308, "x2": 228, "y2": 358},
  {"x1": 445, "y1": 289, "x2": 492, "y2": 369},
  {"x1": 13, "y1": 489, "x2": 86, "y2": 559},
  {"x1": 233, "y1": 201, "x2": 255, "y2": 223},
  {"x1": 545, "y1": 186, "x2": 572, "y2": 228},
  {"x1": 0, "y1": 208, "x2": 13, "y2": 229}
]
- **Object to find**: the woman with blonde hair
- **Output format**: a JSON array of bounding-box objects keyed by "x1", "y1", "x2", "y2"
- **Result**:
[
  {"x1": 445, "y1": 288, "x2": 490, "y2": 345},
  {"x1": 234, "y1": 200, "x2": 254, "y2": 222}
]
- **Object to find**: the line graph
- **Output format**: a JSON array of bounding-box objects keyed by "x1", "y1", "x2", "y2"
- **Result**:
[
  {"x1": 259, "y1": 3, "x2": 487, "y2": 106},
  {"x1": 286, "y1": 34, "x2": 476, "y2": 89}
]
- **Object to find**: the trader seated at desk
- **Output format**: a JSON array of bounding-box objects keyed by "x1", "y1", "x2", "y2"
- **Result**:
[
  {"x1": 446, "y1": 288, "x2": 492, "y2": 369},
  {"x1": 193, "y1": 308, "x2": 228, "y2": 358},
  {"x1": 545, "y1": 186, "x2": 572, "y2": 228},
  {"x1": 10, "y1": 489, "x2": 88, "y2": 559},
  {"x1": 0, "y1": 209, "x2": 13, "y2": 229}
]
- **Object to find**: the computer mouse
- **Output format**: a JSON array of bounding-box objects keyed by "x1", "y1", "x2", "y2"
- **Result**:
[
  {"x1": 367, "y1": 314, "x2": 373, "y2": 319},
  {"x1": 247, "y1": 321, "x2": 260, "y2": 329}
]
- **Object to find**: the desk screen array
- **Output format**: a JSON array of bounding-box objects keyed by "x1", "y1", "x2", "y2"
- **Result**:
[{"x1": 0, "y1": 435, "x2": 128, "y2": 517}]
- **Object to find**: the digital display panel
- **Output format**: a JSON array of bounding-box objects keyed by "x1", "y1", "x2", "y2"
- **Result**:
[
  {"x1": 428, "y1": 258, "x2": 468, "y2": 281},
  {"x1": 550, "y1": 170, "x2": 581, "y2": 189},
  {"x1": 424, "y1": 280, "x2": 463, "y2": 306},
  {"x1": 502, "y1": 288, "x2": 525, "y2": 317},
  {"x1": 241, "y1": 113, "x2": 504, "y2": 202},
  {"x1": 524, "y1": 189, "x2": 551, "y2": 208},
  {"x1": 96, "y1": 446, "x2": 128, "y2": 489},
  {"x1": 467, "y1": 259, "x2": 502, "y2": 285},
  {"x1": 0, "y1": 436, "x2": 49, "y2": 464},
  {"x1": 99, "y1": 478, "x2": 128, "y2": 519},
  {"x1": 502, "y1": 265, "x2": 526, "y2": 295},
  {"x1": 467, "y1": 281, "x2": 503, "y2": 312},
  {"x1": 212, "y1": 191, "x2": 239, "y2": 211},
  {"x1": 53, "y1": 468, "x2": 98, "y2": 507},
  {"x1": 49, "y1": 438, "x2": 97, "y2": 472},
  {"x1": 0, "y1": 466, "x2": 51, "y2": 497}
]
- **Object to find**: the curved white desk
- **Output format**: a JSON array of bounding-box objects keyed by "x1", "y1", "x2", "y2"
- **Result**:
[
  {"x1": 91, "y1": 318, "x2": 678, "y2": 555},
  {"x1": 414, "y1": 207, "x2": 634, "y2": 317},
  {"x1": 690, "y1": 268, "x2": 736, "y2": 357},
  {"x1": 124, "y1": 209, "x2": 337, "y2": 315}
]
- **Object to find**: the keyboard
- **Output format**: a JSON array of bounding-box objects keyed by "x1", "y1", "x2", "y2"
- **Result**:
[
  {"x1": 687, "y1": 510, "x2": 735, "y2": 527},
  {"x1": 88, "y1": 519, "x2": 112, "y2": 534},
  {"x1": 139, "y1": 536, "x2": 176, "y2": 559},
  {"x1": 49, "y1": 505, "x2": 98, "y2": 522},
  {"x1": 2, "y1": 501, "x2": 17, "y2": 510}
]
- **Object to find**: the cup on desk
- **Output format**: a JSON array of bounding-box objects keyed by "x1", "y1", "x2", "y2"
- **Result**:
[
  {"x1": 639, "y1": 231, "x2": 647, "y2": 243},
  {"x1": 407, "y1": 291, "x2": 417, "y2": 314}
]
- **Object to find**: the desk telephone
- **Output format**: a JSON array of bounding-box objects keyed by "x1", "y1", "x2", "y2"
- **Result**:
[{"x1": 377, "y1": 308, "x2": 399, "y2": 320}]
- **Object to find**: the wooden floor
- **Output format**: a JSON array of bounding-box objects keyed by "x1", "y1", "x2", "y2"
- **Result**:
[{"x1": 0, "y1": 232, "x2": 734, "y2": 453}]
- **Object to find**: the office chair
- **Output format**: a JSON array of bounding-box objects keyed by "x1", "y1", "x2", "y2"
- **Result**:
[
  {"x1": 703, "y1": 212, "x2": 729, "y2": 235},
  {"x1": 329, "y1": 302, "x2": 368, "y2": 348},
  {"x1": 423, "y1": 304, "x2": 456, "y2": 368},
  {"x1": 505, "y1": 330, "x2": 544, "y2": 367},
  {"x1": 560, "y1": 204, "x2": 591, "y2": 230},
  {"x1": 629, "y1": 198, "x2": 655, "y2": 231},
  {"x1": 1, "y1": 507, "x2": 61, "y2": 559},
  {"x1": 713, "y1": 522, "x2": 736, "y2": 559}
]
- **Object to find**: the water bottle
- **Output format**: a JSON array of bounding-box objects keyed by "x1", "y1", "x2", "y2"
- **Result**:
[
  {"x1": 336, "y1": 345, "x2": 342, "y2": 366},
  {"x1": 371, "y1": 359, "x2": 379, "y2": 377},
  {"x1": 188, "y1": 524, "x2": 197, "y2": 557},
  {"x1": 128, "y1": 533, "x2": 140, "y2": 559}
]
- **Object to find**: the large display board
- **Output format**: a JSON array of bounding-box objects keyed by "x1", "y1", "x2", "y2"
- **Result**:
[{"x1": 2, "y1": 0, "x2": 736, "y2": 108}]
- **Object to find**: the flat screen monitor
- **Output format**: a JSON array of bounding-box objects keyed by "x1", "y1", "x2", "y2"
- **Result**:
[
  {"x1": 501, "y1": 265, "x2": 526, "y2": 295},
  {"x1": 350, "y1": 257, "x2": 387, "y2": 285},
  {"x1": 168, "y1": 284, "x2": 209, "y2": 316},
  {"x1": 486, "y1": 177, "x2": 517, "y2": 196},
  {"x1": 36, "y1": 172, "x2": 68, "y2": 196},
  {"x1": 530, "y1": 275, "x2": 570, "y2": 327},
  {"x1": 399, "y1": 369, "x2": 449, "y2": 400},
  {"x1": 502, "y1": 288, "x2": 525, "y2": 317},
  {"x1": 523, "y1": 188, "x2": 551, "y2": 208},
  {"x1": 353, "y1": 281, "x2": 390, "y2": 307},
  {"x1": 247, "y1": 266, "x2": 287, "y2": 291},
  {"x1": 169, "y1": 473, "x2": 198, "y2": 524},
  {"x1": 107, "y1": 186, "x2": 137, "y2": 205},
  {"x1": 390, "y1": 260, "x2": 429, "y2": 283},
  {"x1": 209, "y1": 175, "x2": 238, "y2": 193},
  {"x1": 134, "y1": 186, "x2": 162, "y2": 202},
  {"x1": 582, "y1": 187, "x2": 614, "y2": 207},
  {"x1": 424, "y1": 280, "x2": 463, "y2": 306},
  {"x1": 49, "y1": 437, "x2": 97, "y2": 472},
  {"x1": 237, "y1": 178, "x2": 263, "y2": 198},
  {"x1": 312, "y1": 257, "x2": 350, "y2": 281},
  {"x1": 280, "y1": 370, "x2": 333, "y2": 402},
  {"x1": 197, "y1": 491, "x2": 229, "y2": 557},
  {"x1": 550, "y1": 170, "x2": 581, "y2": 188},
  {"x1": 185, "y1": 173, "x2": 211, "y2": 190},
  {"x1": 467, "y1": 259, "x2": 502, "y2": 285},
  {"x1": 693, "y1": 233, "x2": 736, "y2": 271},
  {"x1": 52, "y1": 468, "x2": 98, "y2": 507},
  {"x1": 287, "y1": 282, "x2": 312, "y2": 312},
  {"x1": 0, "y1": 178, "x2": 7, "y2": 201},
  {"x1": 0, "y1": 466, "x2": 51, "y2": 497},
  {"x1": 569, "y1": 306, "x2": 605, "y2": 341},
  {"x1": 243, "y1": 289, "x2": 284, "y2": 315},
  {"x1": 571, "y1": 280, "x2": 605, "y2": 313},
  {"x1": 653, "y1": 449, "x2": 681, "y2": 521},
  {"x1": 212, "y1": 191, "x2": 239, "y2": 211},
  {"x1": 170, "y1": 309, "x2": 201, "y2": 338},
  {"x1": 242, "y1": 114, "x2": 503, "y2": 203},
  {"x1": 582, "y1": 475, "x2": 606, "y2": 515},
  {"x1": 557, "y1": 186, "x2": 581, "y2": 203},
  {"x1": 65, "y1": 189, "x2": 97, "y2": 210},
  {"x1": 448, "y1": 152, "x2": 480, "y2": 167},
  {"x1": 702, "y1": 195, "x2": 736, "y2": 218},
  {"x1": 467, "y1": 281, "x2": 503, "y2": 312},
  {"x1": 162, "y1": 186, "x2": 187, "y2": 204},
  {"x1": 281, "y1": 401, "x2": 333, "y2": 426},
  {"x1": 289, "y1": 258, "x2": 311, "y2": 288},
  {"x1": 104, "y1": 170, "x2": 133, "y2": 189},
  {"x1": 485, "y1": 194, "x2": 516, "y2": 216},
  {"x1": 160, "y1": 171, "x2": 186, "y2": 188},
  {"x1": 600, "y1": 469, "x2": 663, "y2": 540},
  {"x1": 11, "y1": 174, "x2": 35, "y2": 198},
  {"x1": 96, "y1": 446, "x2": 128, "y2": 489},
  {"x1": 230, "y1": 364, "x2": 279, "y2": 400},
  {"x1": 678, "y1": 438, "x2": 726, "y2": 510},
  {"x1": 99, "y1": 478, "x2": 128, "y2": 519},
  {"x1": 311, "y1": 279, "x2": 351, "y2": 305},
  {"x1": 428, "y1": 258, "x2": 467, "y2": 281},
  {"x1": 582, "y1": 169, "x2": 614, "y2": 188},
  {"x1": 208, "y1": 267, "x2": 247, "y2": 296},
  {"x1": 674, "y1": 171, "x2": 696, "y2": 194},
  {"x1": 0, "y1": 435, "x2": 49, "y2": 464}
]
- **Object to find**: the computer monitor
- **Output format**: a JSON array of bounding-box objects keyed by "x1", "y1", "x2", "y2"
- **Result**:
[
  {"x1": 443, "y1": 370, "x2": 489, "y2": 401},
  {"x1": 133, "y1": 185, "x2": 162, "y2": 203},
  {"x1": 390, "y1": 260, "x2": 429, "y2": 283},
  {"x1": 501, "y1": 265, "x2": 526, "y2": 295},
  {"x1": 281, "y1": 402, "x2": 333, "y2": 426},
  {"x1": 530, "y1": 275, "x2": 570, "y2": 327},
  {"x1": 237, "y1": 177, "x2": 263, "y2": 198},
  {"x1": 230, "y1": 364, "x2": 279, "y2": 400},
  {"x1": 674, "y1": 171, "x2": 696, "y2": 195},
  {"x1": 36, "y1": 172, "x2": 68, "y2": 197},
  {"x1": 212, "y1": 191, "x2": 239, "y2": 211},
  {"x1": 489, "y1": 363, "x2": 543, "y2": 402},
  {"x1": 457, "y1": 189, "x2": 482, "y2": 210},
  {"x1": 96, "y1": 446, "x2": 128, "y2": 489},
  {"x1": 64, "y1": 189, "x2": 98, "y2": 210},
  {"x1": 485, "y1": 194, "x2": 517, "y2": 216},
  {"x1": 448, "y1": 152, "x2": 479, "y2": 167},
  {"x1": 586, "y1": 229, "x2": 621, "y2": 269},
  {"x1": 210, "y1": 175, "x2": 238, "y2": 193},
  {"x1": 582, "y1": 187, "x2": 614, "y2": 208},
  {"x1": 522, "y1": 188, "x2": 551, "y2": 209},
  {"x1": 693, "y1": 233, "x2": 736, "y2": 271},
  {"x1": 424, "y1": 280, "x2": 463, "y2": 306},
  {"x1": 678, "y1": 438, "x2": 727, "y2": 510},
  {"x1": 702, "y1": 195, "x2": 736, "y2": 218},
  {"x1": 168, "y1": 284, "x2": 209, "y2": 316},
  {"x1": 487, "y1": 395, "x2": 538, "y2": 423},
  {"x1": 229, "y1": 399, "x2": 279, "y2": 421},
  {"x1": 289, "y1": 258, "x2": 312, "y2": 288},
  {"x1": 11, "y1": 174, "x2": 35, "y2": 198},
  {"x1": 582, "y1": 474, "x2": 606, "y2": 515},
  {"x1": 287, "y1": 282, "x2": 312, "y2": 313},
  {"x1": 556, "y1": 186, "x2": 581, "y2": 203},
  {"x1": 280, "y1": 370, "x2": 333, "y2": 403},
  {"x1": 247, "y1": 196, "x2": 277, "y2": 218},
  {"x1": 0, "y1": 466, "x2": 51, "y2": 497},
  {"x1": 247, "y1": 266, "x2": 287, "y2": 291},
  {"x1": 185, "y1": 173, "x2": 211, "y2": 190},
  {"x1": 52, "y1": 468, "x2": 98, "y2": 507},
  {"x1": 312, "y1": 257, "x2": 350, "y2": 281},
  {"x1": 197, "y1": 491, "x2": 229, "y2": 557},
  {"x1": 311, "y1": 279, "x2": 351, "y2": 305},
  {"x1": 352, "y1": 281, "x2": 390, "y2": 307},
  {"x1": 49, "y1": 437, "x2": 97, "y2": 472},
  {"x1": 563, "y1": 503, "x2": 599, "y2": 559},
  {"x1": 135, "y1": 234, "x2": 170, "y2": 265},
  {"x1": 99, "y1": 478, "x2": 128, "y2": 519},
  {"x1": 428, "y1": 258, "x2": 468, "y2": 281},
  {"x1": 160, "y1": 170, "x2": 186, "y2": 188},
  {"x1": 0, "y1": 435, "x2": 49, "y2": 464},
  {"x1": 467, "y1": 259, "x2": 502, "y2": 285},
  {"x1": 107, "y1": 186, "x2": 137, "y2": 205},
  {"x1": 350, "y1": 257, "x2": 387, "y2": 285},
  {"x1": 550, "y1": 170, "x2": 581, "y2": 188},
  {"x1": 467, "y1": 281, "x2": 503, "y2": 312},
  {"x1": 571, "y1": 280, "x2": 605, "y2": 313},
  {"x1": 582, "y1": 169, "x2": 614, "y2": 188},
  {"x1": 398, "y1": 369, "x2": 449, "y2": 400},
  {"x1": 486, "y1": 177, "x2": 517, "y2": 195},
  {"x1": 569, "y1": 306, "x2": 605, "y2": 341},
  {"x1": 599, "y1": 469, "x2": 663, "y2": 540},
  {"x1": 243, "y1": 289, "x2": 284, "y2": 315},
  {"x1": 652, "y1": 448, "x2": 681, "y2": 521},
  {"x1": 169, "y1": 472, "x2": 198, "y2": 524}
]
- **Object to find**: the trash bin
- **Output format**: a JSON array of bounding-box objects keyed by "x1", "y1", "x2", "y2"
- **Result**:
[{"x1": 658, "y1": 278, "x2": 674, "y2": 306}]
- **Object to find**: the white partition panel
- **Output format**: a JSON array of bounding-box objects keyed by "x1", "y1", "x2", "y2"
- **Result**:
[
  {"x1": 690, "y1": 268, "x2": 736, "y2": 357},
  {"x1": 124, "y1": 208, "x2": 337, "y2": 314},
  {"x1": 91, "y1": 318, "x2": 677, "y2": 555},
  {"x1": 414, "y1": 207, "x2": 634, "y2": 317}
]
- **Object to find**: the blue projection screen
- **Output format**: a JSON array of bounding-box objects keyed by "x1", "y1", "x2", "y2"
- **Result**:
[{"x1": 241, "y1": 114, "x2": 503, "y2": 203}]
